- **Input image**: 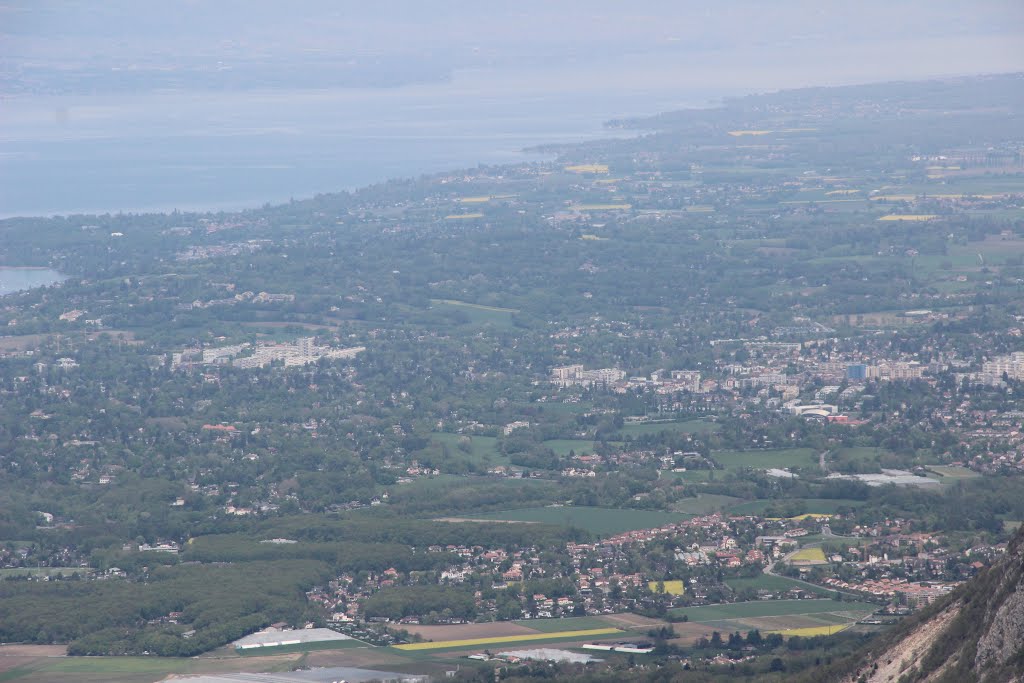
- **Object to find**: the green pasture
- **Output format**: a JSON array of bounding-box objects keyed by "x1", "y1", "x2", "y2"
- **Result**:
[
  {"x1": 712, "y1": 448, "x2": 817, "y2": 471},
  {"x1": 725, "y1": 574, "x2": 833, "y2": 596},
  {"x1": 726, "y1": 498, "x2": 866, "y2": 516},
  {"x1": 462, "y1": 506, "x2": 693, "y2": 535},
  {"x1": 671, "y1": 599, "x2": 875, "y2": 623},
  {"x1": 617, "y1": 419, "x2": 720, "y2": 437}
]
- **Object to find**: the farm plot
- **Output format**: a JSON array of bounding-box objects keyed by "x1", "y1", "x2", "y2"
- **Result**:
[
  {"x1": 712, "y1": 448, "x2": 817, "y2": 471},
  {"x1": 927, "y1": 465, "x2": 980, "y2": 479},
  {"x1": 429, "y1": 299, "x2": 517, "y2": 326},
  {"x1": 726, "y1": 574, "x2": 833, "y2": 596},
  {"x1": 672, "y1": 494, "x2": 741, "y2": 515},
  {"x1": 672, "y1": 599, "x2": 874, "y2": 623},
  {"x1": 403, "y1": 622, "x2": 537, "y2": 641},
  {"x1": 670, "y1": 599, "x2": 876, "y2": 635},
  {"x1": 393, "y1": 628, "x2": 623, "y2": 652},
  {"x1": 462, "y1": 506, "x2": 692, "y2": 535},
  {"x1": 513, "y1": 617, "x2": 614, "y2": 632},
  {"x1": 427, "y1": 433, "x2": 507, "y2": 467},
  {"x1": 790, "y1": 547, "x2": 828, "y2": 564},
  {"x1": 0, "y1": 648, "x2": 301, "y2": 683},
  {"x1": 616, "y1": 419, "x2": 720, "y2": 437},
  {"x1": 542, "y1": 439, "x2": 599, "y2": 456},
  {"x1": 649, "y1": 580, "x2": 686, "y2": 595}
]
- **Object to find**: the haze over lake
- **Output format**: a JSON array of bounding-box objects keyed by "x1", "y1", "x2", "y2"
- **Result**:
[
  {"x1": 0, "y1": 267, "x2": 65, "y2": 296},
  {"x1": 0, "y1": 72, "x2": 720, "y2": 218}
]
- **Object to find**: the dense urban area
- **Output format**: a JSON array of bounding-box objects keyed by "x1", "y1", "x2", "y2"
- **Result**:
[{"x1": 1, "y1": 73, "x2": 1024, "y2": 682}]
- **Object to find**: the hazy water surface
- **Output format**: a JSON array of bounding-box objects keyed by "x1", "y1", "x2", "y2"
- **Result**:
[
  {"x1": 0, "y1": 267, "x2": 65, "y2": 295},
  {"x1": 0, "y1": 68, "x2": 723, "y2": 217}
]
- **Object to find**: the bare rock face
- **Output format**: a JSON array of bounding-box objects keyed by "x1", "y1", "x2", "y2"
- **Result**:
[
  {"x1": 976, "y1": 589, "x2": 1024, "y2": 671},
  {"x1": 837, "y1": 529, "x2": 1024, "y2": 683}
]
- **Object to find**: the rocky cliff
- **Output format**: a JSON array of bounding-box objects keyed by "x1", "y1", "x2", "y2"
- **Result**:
[{"x1": 839, "y1": 529, "x2": 1024, "y2": 683}]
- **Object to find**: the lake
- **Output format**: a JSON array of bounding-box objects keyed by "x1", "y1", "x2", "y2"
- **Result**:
[
  {"x1": 0, "y1": 63, "x2": 728, "y2": 218},
  {"x1": 0, "y1": 267, "x2": 66, "y2": 296}
]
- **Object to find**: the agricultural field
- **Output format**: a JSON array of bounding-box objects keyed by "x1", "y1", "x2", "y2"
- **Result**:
[
  {"x1": 725, "y1": 573, "x2": 833, "y2": 596},
  {"x1": 672, "y1": 493, "x2": 741, "y2": 515},
  {"x1": 542, "y1": 439, "x2": 599, "y2": 456},
  {"x1": 790, "y1": 548, "x2": 828, "y2": 564},
  {"x1": 649, "y1": 580, "x2": 686, "y2": 595},
  {"x1": 726, "y1": 498, "x2": 867, "y2": 516},
  {"x1": 769, "y1": 624, "x2": 851, "y2": 637},
  {"x1": 0, "y1": 567, "x2": 93, "y2": 578},
  {"x1": 393, "y1": 628, "x2": 622, "y2": 652},
  {"x1": 670, "y1": 599, "x2": 876, "y2": 636},
  {"x1": 666, "y1": 469, "x2": 716, "y2": 483},
  {"x1": 830, "y1": 447, "x2": 889, "y2": 469},
  {"x1": 569, "y1": 203, "x2": 632, "y2": 211},
  {"x1": 0, "y1": 645, "x2": 299, "y2": 683},
  {"x1": 461, "y1": 506, "x2": 693, "y2": 535},
  {"x1": 712, "y1": 448, "x2": 818, "y2": 471},
  {"x1": 426, "y1": 433, "x2": 505, "y2": 466},
  {"x1": 513, "y1": 616, "x2": 615, "y2": 633},
  {"x1": 928, "y1": 465, "x2": 982, "y2": 483},
  {"x1": 616, "y1": 419, "x2": 720, "y2": 437},
  {"x1": 565, "y1": 163, "x2": 609, "y2": 173},
  {"x1": 443, "y1": 212, "x2": 485, "y2": 220},
  {"x1": 877, "y1": 214, "x2": 937, "y2": 221},
  {"x1": 235, "y1": 639, "x2": 367, "y2": 656},
  {"x1": 428, "y1": 299, "x2": 518, "y2": 326}
]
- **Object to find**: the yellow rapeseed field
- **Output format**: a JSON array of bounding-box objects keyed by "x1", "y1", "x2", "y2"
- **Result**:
[
  {"x1": 393, "y1": 628, "x2": 622, "y2": 651},
  {"x1": 648, "y1": 580, "x2": 686, "y2": 595},
  {"x1": 878, "y1": 214, "x2": 937, "y2": 221},
  {"x1": 768, "y1": 624, "x2": 850, "y2": 638},
  {"x1": 565, "y1": 164, "x2": 609, "y2": 173}
]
